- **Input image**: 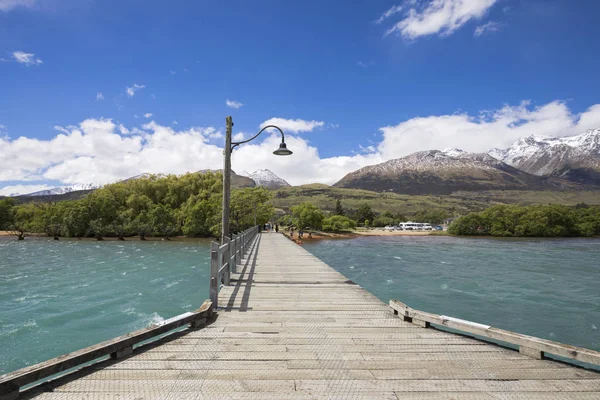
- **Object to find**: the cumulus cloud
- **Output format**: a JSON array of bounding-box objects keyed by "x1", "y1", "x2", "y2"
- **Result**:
[
  {"x1": 2, "y1": 101, "x2": 600, "y2": 192},
  {"x1": 96, "y1": 92, "x2": 104, "y2": 101},
  {"x1": 226, "y1": 99, "x2": 243, "y2": 109},
  {"x1": 260, "y1": 118, "x2": 325, "y2": 134},
  {"x1": 12, "y1": 51, "x2": 42, "y2": 66},
  {"x1": 474, "y1": 20, "x2": 501, "y2": 36},
  {"x1": 233, "y1": 132, "x2": 245, "y2": 141},
  {"x1": 385, "y1": 0, "x2": 498, "y2": 39},
  {"x1": 377, "y1": 101, "x2": 600, "y2": 159},
  {"x1": 0, "y1": 117, "x2": 379, "y2": 188},
  {"x1": 126, "y1": 84, "x2": 145, "y2": 97},
  {"x1": 143, "y1": 113, "x2": 153, "y2": 119},
  {"x1": 0, "y1": 0, "x2": 37, "y2": 12},
  {"x1": 232, "y1": 134, "x2": 383, "y2": 186}
]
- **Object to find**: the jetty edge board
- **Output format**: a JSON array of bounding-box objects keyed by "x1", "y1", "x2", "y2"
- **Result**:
[{"x1": 3, "y1": 232, "x2": 600, "y2": 399}]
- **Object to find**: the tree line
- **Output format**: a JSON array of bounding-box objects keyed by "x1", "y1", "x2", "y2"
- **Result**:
[
  {"x1": 0, "y1": 172, "x2": 273, "y2": 240},
  {"x1": 449, "y1": 204, "x2": 600, "y2": 237}
]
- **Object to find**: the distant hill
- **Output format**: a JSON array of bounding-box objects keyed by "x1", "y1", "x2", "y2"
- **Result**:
[
  {"x1": 240, "y1": 169, "x2": 290, "y2": 189},
  {"x1": 20, "y1": 183, "x2": 100, "y2": 197},
  {"x1": 489, "y1": 129, "x2": 600, "y2": 185},
  {"x1": 333, "y1": 149, "x2": 588, "y2": 195}
]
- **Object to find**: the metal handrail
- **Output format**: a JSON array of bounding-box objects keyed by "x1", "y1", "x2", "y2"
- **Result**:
[{"x1": 209, "y1": 226, "x2": 259, "y2": 308}]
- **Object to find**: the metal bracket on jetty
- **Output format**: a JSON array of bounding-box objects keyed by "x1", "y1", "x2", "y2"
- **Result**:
[{"x1": 390, "y1": 299, "x2": 600, "y2": 366}]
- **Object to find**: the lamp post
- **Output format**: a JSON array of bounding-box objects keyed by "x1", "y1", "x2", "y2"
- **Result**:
[{"x1": 221, "y1": 116, "x2": 292, "y2": 244}]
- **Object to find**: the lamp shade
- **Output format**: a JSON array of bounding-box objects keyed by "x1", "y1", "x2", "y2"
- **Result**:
[{"x1": 273, "y1": 142, "x2": 293, "y2": 156}]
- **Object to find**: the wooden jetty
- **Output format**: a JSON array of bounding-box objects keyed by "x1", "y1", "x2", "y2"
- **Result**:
[{"x1": 2, "y1": 231, "x2": 600, "y2": 399}]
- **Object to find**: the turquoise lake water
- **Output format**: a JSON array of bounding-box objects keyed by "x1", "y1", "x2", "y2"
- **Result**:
[
  {"x1": 0, "y1": 237, "x2": 211, "y2": 374},
  {"x1": 1, "y1": 235, "x2": 599, "y2": 374},
  {"x1": 304, "y1": 236, "x2": 600, "y2": 353}
]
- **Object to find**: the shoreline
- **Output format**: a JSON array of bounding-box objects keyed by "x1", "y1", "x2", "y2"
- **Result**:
[{"x1": 281, "y1": 229, "x2": 444, "y2": 242}]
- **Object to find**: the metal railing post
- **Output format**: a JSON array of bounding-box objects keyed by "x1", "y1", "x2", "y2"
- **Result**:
[
  {"x1": 232, "y1": 234, "x2": 236, "y2": 266},
  {"x1": 209, "y1": 241, "x2": 219, "y2": 309},
  {"x1": 223, "y1": 236, "x2": 231, "y2": 286}
]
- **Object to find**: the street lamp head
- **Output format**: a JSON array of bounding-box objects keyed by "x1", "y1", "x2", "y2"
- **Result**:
[{"x1": 273, "y1": 142, "x2": 293, "y2": 156}]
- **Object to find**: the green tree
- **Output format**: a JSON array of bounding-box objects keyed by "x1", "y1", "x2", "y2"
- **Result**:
[
  {"x1": 0, "y1": 198, "x2": 15, "y2": 230},
  {"x1": 9, "y1": 203, "x2": 37, "y2": 240},
  {"x1": 230, "y1": 187, "x2": 273, "y2": 232},
  {"x1": 373, "y1": 211, "x2": 396, "y2": 227},
  {"x1": 61, "y1": 201, "x2": 91, "y2": 237},
  {"x1": 130, "y1": 210, "x2": 153, "y2": 240},
  {"x1": 322, "y1": 215, "x2": 356, "y2": 232},
  {"x1": 448, "y1": 214, "x2": 486, "y2": 235},
  {"x1": 181, "y1": 193, "x2": 221, "y2": 237},
  {"x1": 291, "y1": 202, "x2": 324, "y2": 230},
  {"x1": 89, "y1": 218, "x2": 108, "y2": 240},
  {"x1": 151, "y1": 204, "x2": 177, "y2": 239},
  {"x1": 354, "y1": 203, "x2": 375, "y2": 226},
  {"x1": 334, "y1": 199, "x2": 345, "y2": 216}
]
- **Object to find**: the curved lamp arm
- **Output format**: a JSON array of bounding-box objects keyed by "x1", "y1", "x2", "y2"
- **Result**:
[{"x1": 231, "y1": 125, "x2": 286, "y2": 150}]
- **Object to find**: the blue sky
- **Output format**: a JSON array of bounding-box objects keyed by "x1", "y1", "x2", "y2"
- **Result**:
[{"x1": 1, "y1": 0, "x2": 600, "y2": 194}]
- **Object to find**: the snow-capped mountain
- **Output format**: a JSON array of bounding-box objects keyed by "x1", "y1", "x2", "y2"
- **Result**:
[
  {"x1": 489, "y1": 129, "x2": 600, "y2": 183},
  {"x1": 334, "y1": 149, "x2": 577, "y2": 195},
  {"x1": 25, "y1": 183, "x2": 100, "y2": 197},
  {"x1": 243, "y1": 169, "x2": 290, "y2": 189}
]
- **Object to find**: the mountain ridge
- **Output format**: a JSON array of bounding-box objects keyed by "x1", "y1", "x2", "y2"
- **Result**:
[
  {"x1": 489, "y1": 129, "x2": 600, "y2": 183},
  {"x1": 333, "y1": 149, "x2": 587, "y2": 195}
]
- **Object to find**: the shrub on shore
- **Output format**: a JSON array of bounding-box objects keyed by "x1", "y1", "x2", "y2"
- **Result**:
[{"x1": 449, "y1": 204, "x2": 600, "y2": 237}]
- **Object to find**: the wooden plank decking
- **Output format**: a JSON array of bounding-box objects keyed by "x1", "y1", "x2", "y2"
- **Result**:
[{"x1": 23, "y1": 232, "x2": 600, "y2": 399}]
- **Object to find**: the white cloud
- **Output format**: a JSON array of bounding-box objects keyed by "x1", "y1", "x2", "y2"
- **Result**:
[
  {"x1": 357, "y1": 60, "x2": 375, "y2": 68},
  {"x1": 232, "y1": 134, "x2": 382, "y2": 185},
  {"x1": 118, "y1": 124, "x2": 129, "y2": 134},
  {"x1": 0, "y1": 0, "x2": 37, "y2": 12},
  {"x1": 0, "y1": 118, "x2": 225, "y2": 186},
  {"x1": 474, "y1": 20, "x2": 501, "y2": 36},
  {"x1": 226, "y1": 99, "x2": 243, "y2": 109},
  {"x1": 126, "y1": 84, "x2": 145, "y2": 97},
  {"x1": 260, "y1": 118, "x2": 325, "y2": 134},
  {"x1": 12, "y1": 51, "x2": 42, "y2": 66},
  {"x1": 375, "y1": 4, "x2": 404, "y2": 24},
  {"x1": 143, "y1": 113, "x2": 153, "y2": 119},
  {"x1": 0, "y1": 117, "x2": 379, "y2": 188},
  {"x1": 377, "y1": 101, "x2": 600, "y2": 159},
  {"x1": 2, "y1": 101, "x2": 600, "y2": 191},
  {"x1": 233, "y1": 132, "x2": 245, "y2": 141},
  {"x1": 385, "y1": 0, "x2": 498, "y2": 39},
  {"x1": 0, "y1": 184, "x2": 52, "y2": 196},
  {"x1": 96, "y1": 92, "x2": 104, "y2": 101},
  {"x1": 172, "y1": 120, "x2": 178, "y2": 125}
]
